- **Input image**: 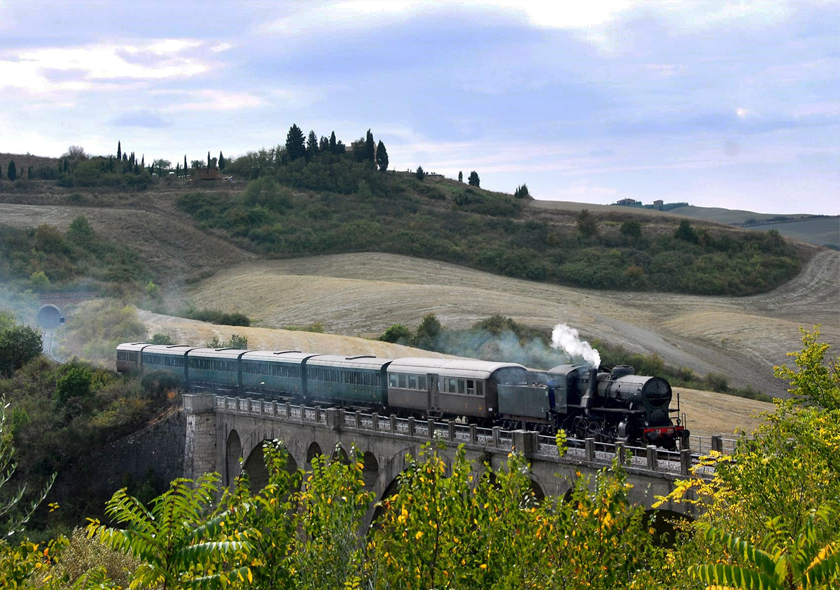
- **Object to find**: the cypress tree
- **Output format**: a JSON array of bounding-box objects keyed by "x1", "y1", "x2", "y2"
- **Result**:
[
  {"x1": 416, "y1": 165, "x2": 425, "y2": 181},
  {"x1": 365, "y1": 129, "x2": 375, "y2": 163},
  {"x1": 376, "y1": 140, "x2": 389, "y2": 172},
  {"x1": 329, "y1": 131, "x2": 337, "y2": 153},
  {"x1": 219, "y1": 151, "x2": 225, "y2": 170},
  {"x1": 319, "y1": 136, "x2": 329, "y2": 152},
  {"x1": 117, "y1": 141, "x2": 121, "y2": 161},
  {"x1": 0, "y1": 163, "x2": 3, "y2": 179},
  {"x1": 184, "y1": 155, "x2": 188, "y2": 173},
  {"x1": 458, "y1": 171, "x2": 463, "y2": 182},
  {"x1": 27, "y1": 166, "x2": 32, "y2": 180},
  {"x1": 207, "y1": 151, "x2": 211, "y2": 168},
  {"x1": 285, "y1": 124, "x2": 306, "y2": 161},
  {"x1": 63, "y1": 159, "x2": 68, "y2": 172},
  {"x1": 7, "y1": 160, "x2": 16, "y2": 182},
  {"x1": 306, "y1": 130, "x2": 319, "y2": 159}
]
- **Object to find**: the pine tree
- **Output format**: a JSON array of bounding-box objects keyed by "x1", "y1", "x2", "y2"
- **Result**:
[
  {"x1": 336, "y1": 140, "x2": 345, "y2": 154},
  {"x1": 8, "y1": 160, "x2": 17, "y2": 181},
  {"x1": 365, "y1": 129, "x2": 376, "y2": 163},
  {"x1": 306, "y1": 130, "x2": 319, "y2": 159},
  {"x1": 319, "y1": 136, "x2": 329, "y2": 152},
  {"x1": 63, "y1": 159, "x2": 69, "y2": 172},
  {"x1": 416, "y1": 165, "x2": 425, "y2": 181},
  {"x1": 140, "y1": 155, "x2": 144, "y2": 168},
  {"x1": 329, "y1": 131, "x2": 337, "y2": 153},
  {"x1": 219, "y1": 151, "x2": 225, "y2": 170},
  {"x1": 376, "y1": 140, "x2": 389, "y2": 172},
  {"x1": 468, "y1": 170, "x2": 480, "y2": 187},
  {"x1": 458, "y1": 171, "x2": 463, "y2": 182},
  {"x1": 117, "y1": 141, "x2": 121, "y2": 161},
  {"x1": 285, "y1": 124, "x2": 306, "y2": 161}
]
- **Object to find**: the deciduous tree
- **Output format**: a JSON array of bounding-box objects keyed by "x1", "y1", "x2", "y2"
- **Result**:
[{"x1": 468, "y1": 170, "x2": 480, "y2": 186}]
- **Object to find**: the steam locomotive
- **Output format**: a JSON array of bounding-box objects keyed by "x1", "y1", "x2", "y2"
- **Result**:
[{"x1": 117, "y1": 343, "x2": 689, "y2": 449}]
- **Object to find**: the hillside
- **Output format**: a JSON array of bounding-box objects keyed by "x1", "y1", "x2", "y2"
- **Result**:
[{"x1": 0, "y1": 152, "x2": 836, "y2": 405}]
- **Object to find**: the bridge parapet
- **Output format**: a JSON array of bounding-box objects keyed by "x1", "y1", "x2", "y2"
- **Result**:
[{"x1": 207, "y1": 395, "x2": 713, "y2": 480}]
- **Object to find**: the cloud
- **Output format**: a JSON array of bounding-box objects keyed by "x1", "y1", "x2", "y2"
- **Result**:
[
  {"x1": 156, "y1": 89, "x2": 266, "y2": 112},
  {"x1": 0, "y1": 39, "x2": 215, "y2": 96},
  {"x1": 112, "y1": 110, "x2": 170, "y2": 128}
]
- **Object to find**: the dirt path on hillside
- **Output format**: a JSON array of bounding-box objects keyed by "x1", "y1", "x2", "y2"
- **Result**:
[{"x1": 184, "y1": 251, "x2": 838, "y2": 397}]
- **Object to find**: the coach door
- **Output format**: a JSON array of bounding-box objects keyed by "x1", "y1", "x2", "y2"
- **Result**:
[{"x1": 428, "y1": 374, "x2": 440, "y2": 413}]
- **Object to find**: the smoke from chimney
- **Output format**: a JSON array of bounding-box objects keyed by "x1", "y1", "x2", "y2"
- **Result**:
[{"x1": 550, "y1": 323, "x2": 601, "y2": 367}]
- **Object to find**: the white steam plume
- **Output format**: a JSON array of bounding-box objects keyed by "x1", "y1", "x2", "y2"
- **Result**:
[{"x1": 551, "y1": 323, "x2": 601, "y2": 367}]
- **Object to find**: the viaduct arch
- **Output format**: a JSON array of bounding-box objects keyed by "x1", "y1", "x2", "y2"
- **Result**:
[{"x1": 184, "y1": 394, "x2": 703, "y2": 528}]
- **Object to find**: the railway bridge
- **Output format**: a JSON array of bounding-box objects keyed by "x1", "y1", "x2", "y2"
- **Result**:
[{"x1": 184, "y1": 394, "x2": 713, "y2": 526}]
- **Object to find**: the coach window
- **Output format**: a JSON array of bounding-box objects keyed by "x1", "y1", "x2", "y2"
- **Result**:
[
  {"x1": 467, "y1": 380, "x2": 475, "y2": 395},
  {"x1": 389, "y1": 374, "x2": 398, "y2": 387},
  {"x1": 398, "y1": 374, "x2": 407, "y2": 388}
]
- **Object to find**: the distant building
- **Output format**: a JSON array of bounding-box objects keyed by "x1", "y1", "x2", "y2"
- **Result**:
[
  {"x1": 614, "y1": 198, "x2": 642, "y2": 207},
  {"x1": 653, "y1": 200, "x2": 664, "y2": 211},
  {"x1": 192, "y1": 167, "x2": 219, "y2": 181}
]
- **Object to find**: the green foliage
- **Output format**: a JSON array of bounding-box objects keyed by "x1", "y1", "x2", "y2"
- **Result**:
[
  {"x1": 415, "y1": 166, "x2": 425, "y2": 181},
  {"x1": 577, "y1": 208, "x2": 599, "y2": 238},
  {"x1": 690, "y1": 507, "x2": 840, "y2": 590},
  {"x1": 620, "y1": 219, "x2": 642, "y2": 242},
  {"x1": 370, "y1": 444, "x2": 658, "y2": 589},
  {"x1": 55, "y1": 365, "x2": 93, "y2": 405},
  {"x1": 36, "y1": 527, "x2": 139, "y2": 589},
  {"x1": 375, "y1": 140, "x2": 388, "y2": 172},
  {"x1": 0, "y1": 400, "x2": 56, "y2": 539},
  {"x1": 176, "y1": 152, "x2": 799, "y2": 296},
  {"x1": 242, "y1": 177, "x2": 291, "y2": 211},
  {"x1": 513, "y1": 183, "x2": 529, "y2": 198},
  {"x1": 206, "y1": 334, "x2": 248, "y2": 349},
  {"x1": 467, "y1": 170, "x2": 480, "y2": 186},
  {"x1": 0, "y1": 323, "x2": 42, "y2": 378},
  {"x1": 378, "y1": 324, "x2": 411, "y2": 344},
  {"x1": 774, "y1": 326, "x2": 839, "y2": 410},
  {"x1": 7, "y1": 161, "x2": 16, "y2": 182},
  {"x1": 675, "y1": 219, "x2": 698, "y2": 243},
  {"x1": 88, "y1": 474, "x2": 252, "y2": 589},
  {"x1": 0, "y1": 536, "x2": 65, "y2": 589},
  {"x1": 0, "y1": 220, "x2": 153, "y2": 295},
  {"x1": 149, "y1": 333, "x2": 174, "y2": 345},
  {"x1": 412, "y1": 313, "x2": 442, "y2": 349},
  {"x1": 184, "y1": 308, "x2": 250, "y2": 327},
  {"x1": 282, "y1": 322, "x2": 326, "y2": 334},
  {"x1": 292, "y1": 447, "x2": 371, "y2": 590},
  {"x1": 285, "y1": 124, "x2": 306, "y2": 162}
]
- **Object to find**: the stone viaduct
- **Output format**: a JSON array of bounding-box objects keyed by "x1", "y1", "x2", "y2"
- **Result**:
[{"x1": 184, "y1": 394, "x2": 713, "y2": 527}]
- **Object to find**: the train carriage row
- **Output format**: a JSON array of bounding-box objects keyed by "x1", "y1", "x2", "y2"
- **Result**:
[{"x1": 117, "y1": 342, "x2": 688, "y2": 447}]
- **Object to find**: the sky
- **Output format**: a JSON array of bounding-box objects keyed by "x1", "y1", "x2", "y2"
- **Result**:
[{"x1": 0, "y1": 0, "x2": 838, "y2": 215}]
